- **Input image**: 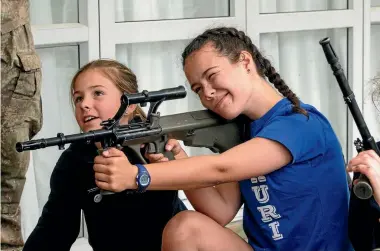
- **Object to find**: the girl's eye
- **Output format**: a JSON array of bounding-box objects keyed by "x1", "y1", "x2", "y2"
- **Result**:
[
  {"x1": 74, "y1": 96, "x2": 83, "y2": 103},
  {"x1": 194, "y1": 87, "x2": 201, "y2": 94},
  {"x1": 94, "y1": 90, "x2": 104, "y2": 96},
  {"x1": 209, "y1": 71, "x2": 220, "y2": 81}
]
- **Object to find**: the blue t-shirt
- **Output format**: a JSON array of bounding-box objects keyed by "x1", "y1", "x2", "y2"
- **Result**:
[{"x1": 239, "y1": 98, "x2": 352, "y2": 251}]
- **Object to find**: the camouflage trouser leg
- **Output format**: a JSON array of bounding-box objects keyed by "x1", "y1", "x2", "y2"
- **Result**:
[{"x1": 1, "y1": 23, "x2": 42, "y2": 250}]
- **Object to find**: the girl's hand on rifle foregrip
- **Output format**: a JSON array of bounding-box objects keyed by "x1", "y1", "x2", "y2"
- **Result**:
[
  {"x1": 93, "y1": 147, "x2": 137, "y2": 192},
  {"x1": 347, "y1": 150, "x2": 380, "y2": 206},
  {"x1": 143, "y1": 139, "x2": 188, "y2": 163}
]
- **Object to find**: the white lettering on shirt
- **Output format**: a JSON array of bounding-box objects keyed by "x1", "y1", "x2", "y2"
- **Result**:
[{"x1": 250, "y1": 176, "x2": 284, "y2": 241}]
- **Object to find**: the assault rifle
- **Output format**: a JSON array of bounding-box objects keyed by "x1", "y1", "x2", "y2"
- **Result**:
[
  {"x1": 16, "y1": 86, "x2": 249, "y2": 201},
  {"x1": 319, "y1": 37, "x2": 380, "y2": 200}
]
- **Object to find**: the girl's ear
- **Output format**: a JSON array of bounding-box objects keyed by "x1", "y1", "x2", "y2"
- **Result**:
[
  {"x1": 121, "y1": 104, "x2": 137, "y2": 124},
  {"x1": 239, "y1": 50, "x2": 255, "y2": 73},
  {"x1": 127, "y1": 104, "x2": 137, "y2": 116}
]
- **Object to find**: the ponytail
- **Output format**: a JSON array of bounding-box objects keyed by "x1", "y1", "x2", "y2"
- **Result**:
[{"x1": 133, "y1": 105, "x2": 147, "y2": 121}]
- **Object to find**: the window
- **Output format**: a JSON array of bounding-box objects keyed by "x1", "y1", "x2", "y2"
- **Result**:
[
  {"x1": 31, "y1": 46, "x2": 80, "y2": 210},
  {"x1": 363, "y1": 1, "x2": 380, "y2": 142},
  {"x1": 260, "y1": 28, "x2": 349, "y2": 155},
  {"x1": 372, "y1": 0, "x2": 380, "y2": 7},
  {"x1": 259, "y1": 0, "x2": 349, "y2": 14},
  {"x1": 115, "y1": 0, "x2": 230, "y2": 22},
  {"x1": 30, "y1": 0, "x2": 79, "y2": 24},
  {"x1": 247, "y1": 0, "x2": 363, "y2": 159},
  {"x1": 116, "y1": 40, "x2": 203, "y2": 115},
  {"x1": 367, "y1": 24, "x2": 380, "y2": 139}
]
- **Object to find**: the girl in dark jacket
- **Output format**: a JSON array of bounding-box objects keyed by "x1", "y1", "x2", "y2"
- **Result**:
[{"x1": 23, "y1": 59, "x2": 186, "y2": 251}]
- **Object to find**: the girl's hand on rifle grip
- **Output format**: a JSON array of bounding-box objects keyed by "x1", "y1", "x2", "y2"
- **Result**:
[
  {"x1": 93, "y1": 147, "x2": 137, "y2": 192},
  {"x1": 347, "y1": 150, "x2": 380, "y2": 206},
  {"x1": 143, "y1": 139, "x2": 188, "y2": 163}
]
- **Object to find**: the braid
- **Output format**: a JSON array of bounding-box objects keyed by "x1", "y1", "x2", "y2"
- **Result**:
[
  {"x1": 182, "y1": 26, "x2": 308, "y2": 117},
  {"x1": 257, "y1": 53, "x2": 308, "y2": 116},
  {"x1": 182, "y1": 27, "x2": 252, "y2": 65}
]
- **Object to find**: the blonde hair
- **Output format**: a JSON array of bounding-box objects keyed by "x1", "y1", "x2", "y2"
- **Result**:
[{"x1": 70, "y1": 59, "x2": 146, "y2": 121}]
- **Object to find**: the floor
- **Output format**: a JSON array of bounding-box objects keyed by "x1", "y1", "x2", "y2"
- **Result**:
[{"x1": 226, "y1": 220, "x2": 248, "y2": 241}]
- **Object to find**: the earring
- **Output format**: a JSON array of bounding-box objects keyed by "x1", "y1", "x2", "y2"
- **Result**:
[{"x1": 247, "y1": 69, "x2": 251, "y2": 73}]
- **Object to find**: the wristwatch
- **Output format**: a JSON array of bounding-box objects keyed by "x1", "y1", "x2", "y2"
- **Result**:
[{"x1": 135, "y1": 164, "x2": 151, "y2": 193}]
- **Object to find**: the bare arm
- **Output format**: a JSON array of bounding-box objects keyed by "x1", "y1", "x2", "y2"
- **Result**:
[
  {"x1": 93, "y1": 135, "x2": 291, "y2": 227},
  {"x1": 142, "y1": 137, "x2": 288, "y2": 225},
  {"x1": 184, "y1": 182, "x2": 241, "y2": 226},
  {"x1": 94, "y1": 137, "x2": 292, "y2": 192},
  {"x1": 143, "y1": 137, "x2": 292, "y2": 190},
  {"x1": 143, "y1": 140, "x2": 242, "y2": 225},
  {"x1": 94, "y1": 137, "x2": 290, "y2": 226}
]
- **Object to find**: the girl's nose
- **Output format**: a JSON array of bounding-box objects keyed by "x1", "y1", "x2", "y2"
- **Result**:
[
  {"x1": 80, "y1": 97, "x2": 92, "y2": 111},
  {"x1": 204, "y1": 86, "x2": 216, "y2": 101}
]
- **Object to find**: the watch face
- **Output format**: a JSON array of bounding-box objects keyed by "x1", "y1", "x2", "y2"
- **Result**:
[{"x1": 139, "y1": 173, "x2": 150, "y2": 186}]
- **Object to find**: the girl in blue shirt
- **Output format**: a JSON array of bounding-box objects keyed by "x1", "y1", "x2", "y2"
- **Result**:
[{"x1": 91, "y1": 27, "x2": 352, "y2": 251}]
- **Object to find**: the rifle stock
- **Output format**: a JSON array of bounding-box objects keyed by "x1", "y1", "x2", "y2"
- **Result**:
[{"x1": 123, "y1": 109, "x2": 246, "y2": 152}]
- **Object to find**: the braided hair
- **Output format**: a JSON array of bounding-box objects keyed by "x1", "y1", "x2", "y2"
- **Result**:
[{"x1": 182, "y1": 27, "x2": 308, "y2": 117}]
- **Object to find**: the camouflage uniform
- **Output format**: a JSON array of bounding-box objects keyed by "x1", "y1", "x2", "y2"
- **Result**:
[{"x1": 1, "y1": 1, "x2": 42, "y2": 250}]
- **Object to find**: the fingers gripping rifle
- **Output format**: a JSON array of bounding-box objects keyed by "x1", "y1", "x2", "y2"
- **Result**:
[
  {"x1": 16, "y1": 86, "x2": 248, "y2": 201},
  {"x1": 319, "y1": 37, "x2": 380, "y2": 200}
]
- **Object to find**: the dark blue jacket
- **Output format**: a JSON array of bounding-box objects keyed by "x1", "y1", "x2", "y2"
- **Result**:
[{"x1": 23, "y1": 141, "x2": 186, "y2": 251}]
